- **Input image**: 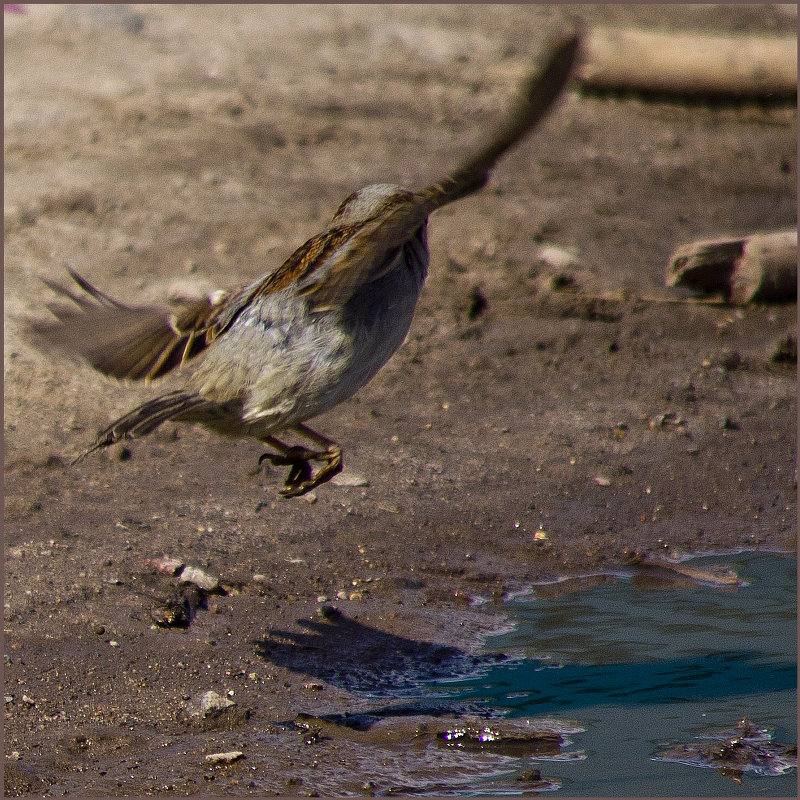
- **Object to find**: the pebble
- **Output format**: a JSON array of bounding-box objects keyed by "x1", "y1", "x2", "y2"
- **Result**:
[
  {"x1": 649, "y1": 412, "x2": 683, "y2": 429},
  {"x1": 180, "y1": 690, "x2": 254, "y2": 731},
  {"x1": 331, "y1": 472, "x2": 369, "y2": 487},
  {"x1": 318, "y1": 604, "x2": 342, "y2": 621},
  {"x1": 151, "y1": 556, "x2": 185, "y2": 576},
  {"x1": 185, "y1": 690, "x2": 234, "y2": 717},
  {"x1": 536, "y1": 242, "x2": 582, "y2": 270},
  {"x1": 179, "y1": 566, "x2": 219, "y2": 591},
  {"x1": 205, "y1": 750, "x2": 244, "y2": 765}
]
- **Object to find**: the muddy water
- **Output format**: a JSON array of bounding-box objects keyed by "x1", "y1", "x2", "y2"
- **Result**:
[{"x1": 428, "y1": 552, "x2": 796, "y2": 796}]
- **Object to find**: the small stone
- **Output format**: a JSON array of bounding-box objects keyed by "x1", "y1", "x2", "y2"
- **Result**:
[
  {"x1": 336, "y1": 590, "x2": 349, "y2": 600},
  {"x1": 109, "y1": 640, "x2": 120, "y2": 647},
  {"x1": 302, "y1": 682, "x2": 324, "y2": 691},
  {"x1": 331, "y1": 472, "x2": 369, "y2": 487},
  {"x1": 318, "y1": 604, "x2": 341, "y2": 621},
  {"x1": 5, "y1": 695, "x2": 14, "y2": 704},
  {"x1": 533, "y1": 530, "x2": 548, "y2": 541},
  {"x1": 650, "y1": 412, "x2": 683, "y2": 429},
  {"x1": 592, "y1": 476, "x2": 611, "y2": 487},
  {"x1": 186, "y1": 690, "x2": 234, "y2": 716},
  {"x1": 181, "y1": 689, "x2": 250, "y2": 730},
  {"x1": 152, "y1": 556, "x2": 185, "y2": 576},
  {"x1": 537, "y1": 242, "x2": 582, "y2": 270},
  {"x1": 179, "y1": 566, "x2": 219, "y2": 591},
  {"x1": 303, "y1": 491, "x2": 318, "y2": 504},
  {"x1": 205, "y1": 750, "x2": 244, "y2": 765},
  {"x1": 92, "y1": 625, "x2": 106, "y2": 635},
  {"x1": 252, "y1": 574, "x2": 269, "y2": 583}
]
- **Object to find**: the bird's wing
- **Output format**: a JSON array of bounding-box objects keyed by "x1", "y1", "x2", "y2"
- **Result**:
[
  {"x1": 206, "y1": 219, "x2": 375, "y2": 329},
  {"x1": 27, "y1": 268, "x2": 229, "y2": 382},
  {"x1": 297, "y1": 32, "x2": 580, "y2": 311},
  {"x1": 29, "y1": 35, "x2": 580, "y2": 375}
]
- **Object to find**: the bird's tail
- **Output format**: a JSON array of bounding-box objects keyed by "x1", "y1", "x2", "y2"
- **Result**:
[{"x1": 74, "y1": 390, "x2": 213, "y2": 463}]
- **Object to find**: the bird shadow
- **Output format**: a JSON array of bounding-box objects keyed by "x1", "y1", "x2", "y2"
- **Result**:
[{"x1": 252, "y1": 610, "x2": 509, "y2": 702}]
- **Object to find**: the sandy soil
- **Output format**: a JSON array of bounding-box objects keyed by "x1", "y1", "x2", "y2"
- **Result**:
[{"x1": 4, "y1": 4, "x2": 796, "y2": 796}]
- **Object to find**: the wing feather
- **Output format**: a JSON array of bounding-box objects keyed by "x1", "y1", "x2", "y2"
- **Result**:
[
  {"x1": 28, "y1": 35, "x2": 580, "y2": 373},
  {"x1": 299, "y1": 33, "x2": 580, "y2": 310},
  {"x1": 28, "y1": 272, "x2": 228, "y2": 382}
]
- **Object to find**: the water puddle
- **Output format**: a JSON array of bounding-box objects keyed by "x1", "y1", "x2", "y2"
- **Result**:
[{"x1": 421, "y1": 551, "x2": 797, "y2": 796}]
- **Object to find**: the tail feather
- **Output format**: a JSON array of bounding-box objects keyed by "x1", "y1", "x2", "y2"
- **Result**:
[{"x1": 74, "y1": 390, "x2": 213, "y2": 463}]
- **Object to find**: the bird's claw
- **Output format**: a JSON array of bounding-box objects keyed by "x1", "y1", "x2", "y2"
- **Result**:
[{"x1": 256, "y1": 445, "x2": 342, "y2": 498}]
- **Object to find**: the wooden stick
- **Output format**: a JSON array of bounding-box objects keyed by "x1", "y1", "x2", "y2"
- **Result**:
[
  {"x1": 730, "y1": 230, "x2": 798, "y2": 304},
  {"x1": 667, "y1": 230, "x2": 797, "y2": 303},
  {"x1": 577, "y1": 27, "x2": 797, "y2": 100}
]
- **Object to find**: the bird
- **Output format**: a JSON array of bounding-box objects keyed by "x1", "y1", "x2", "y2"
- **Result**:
[{"x1": 28, "y1": 34, "x2": 579, "y2": 498}]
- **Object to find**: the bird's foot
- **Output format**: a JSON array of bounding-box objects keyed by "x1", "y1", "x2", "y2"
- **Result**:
[{"x1": 257, "y1": 444, "x2": 342, "y2": 498}]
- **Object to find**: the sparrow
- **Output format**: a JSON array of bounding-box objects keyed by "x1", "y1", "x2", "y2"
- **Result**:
[{"x1": 28, "y1": 34, "x2": 579, "y2": 497}]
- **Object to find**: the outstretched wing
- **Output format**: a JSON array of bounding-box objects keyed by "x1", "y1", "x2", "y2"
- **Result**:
[
  {"x1": 28, "y1": 268, "x2": 228, "y2": 382},
  {"x1": 299, "y1": 33, "x2": 581, "y2": 310},
  {"x1": 29, "y1": 35, "x2": 579, "y2": 376}
]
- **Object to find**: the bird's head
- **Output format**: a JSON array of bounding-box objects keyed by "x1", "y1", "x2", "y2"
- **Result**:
[{"x1": 330, "y1": 184, "x2": 414, "y2": 226}]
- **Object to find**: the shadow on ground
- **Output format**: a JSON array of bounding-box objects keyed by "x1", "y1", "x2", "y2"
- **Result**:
[{"x1": 253, "y1": 611, "x2": 510, "y2": 697}]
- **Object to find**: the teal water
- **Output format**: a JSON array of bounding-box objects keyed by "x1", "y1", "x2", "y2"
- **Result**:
[{"x1": 431, "y1": 552, "x2": 797, "y2": 796}]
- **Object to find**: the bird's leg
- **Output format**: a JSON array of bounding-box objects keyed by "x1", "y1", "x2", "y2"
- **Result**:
[
  {"x1": 254, "y1": 436, "x2": 313, "y2": 486},
  {"x1": 256, "y1": 426, "x2": 342, "y2": 498},
  {"x1": 279, "y1": 423, "x2": 343, "y2": 497}
]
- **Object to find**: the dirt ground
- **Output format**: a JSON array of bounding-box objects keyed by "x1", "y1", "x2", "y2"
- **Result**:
[{"x1": 4, "y1": 4, "x2": 797, "y2": 796}]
